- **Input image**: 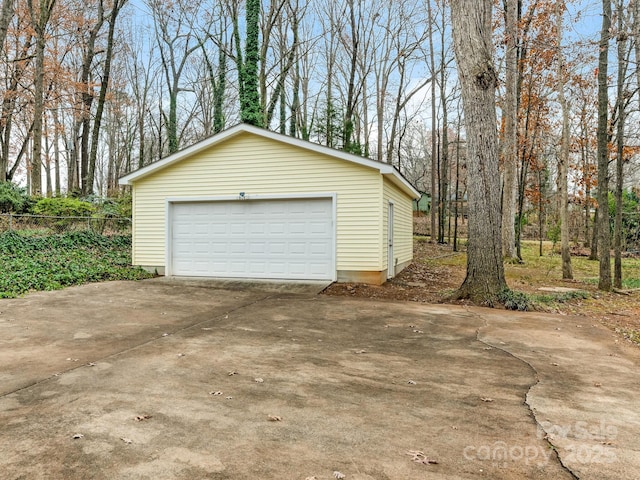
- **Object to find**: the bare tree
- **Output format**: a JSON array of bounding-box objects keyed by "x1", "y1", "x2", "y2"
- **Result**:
[
  {"x1": 150, "y1": 0, "x2": 205, "y2": 153},
  {"x1": 613, "y1": 0, "x2": 630, "y2": 288},
  {"x1": 86, "y1": 0, "x2": 128, "y2": 194},
  {"x1": 596, "y1": 0, "x2": 612, "y2": 291},
  {"x1": 556, "y1": 0, "x2": 572, "y2": 279},
  {"x1": 501, "y1": 0, "x2": 518, "y2": 260},
  {"x1": 28, "y1": 0, "x2": 57, "y2": 195}
]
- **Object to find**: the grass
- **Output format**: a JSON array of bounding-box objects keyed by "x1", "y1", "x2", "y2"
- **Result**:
[
  {"x1": 504, "y1": 241, "x2": 640, "y2": 287},
  {"x1": 416, "y1": 236, "x2": 640, "y2": 311},
  {"x1": 0, "y1": 230, "x2": 154, "y2": 298}
]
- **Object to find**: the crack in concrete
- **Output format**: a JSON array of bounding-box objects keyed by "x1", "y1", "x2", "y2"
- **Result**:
[{"x1": 471, "y1": 308, "x2": 580, "y2": 480}]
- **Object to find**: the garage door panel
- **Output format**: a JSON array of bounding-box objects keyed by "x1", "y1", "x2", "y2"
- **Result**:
[{"x1": 171, "y1": 198, "x2": 334, "y2": 280}]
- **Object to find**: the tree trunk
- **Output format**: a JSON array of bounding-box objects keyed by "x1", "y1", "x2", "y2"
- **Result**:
[
  {"x1": 596, "y1": 0, "x2": 612, "y2": 291},
  {"x1": 450, "y1": 0, "x2": 507, "y2": 302},
  {"x1": 613, "y1": 2, "x2": 628, "y2": 289},
  {"x1": 342, "y1": 0, "x2": 359, "y2": 153},
  {"x1": 589, "y1": 208, "x2": 599, "y2": 260},
  {"x1": 502, "y1": 0, "x2": 519, "y2": 260},
  {"x1": 0, "y1": 0, "x2": 14, "y2": 53},
  {"x1": 556, "y1": 0, "x2": 573, "y2": 279},
  {"x1": 29, "y1": 0, "x2": 57, "y2": 196},
  {"x1": 427, "y1": 0, "x2": 438, "y2": 243},
  {"x1": 87, "y1": 0, "x2": 125, "y2": 195}
]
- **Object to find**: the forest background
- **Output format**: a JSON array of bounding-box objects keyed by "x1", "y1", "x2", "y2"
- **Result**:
[{"x1": 0, "y1": 0, "x2": 639, "y2": 295}]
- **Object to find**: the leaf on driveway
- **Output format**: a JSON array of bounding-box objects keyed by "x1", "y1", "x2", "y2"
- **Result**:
[
  {"x1": 134, "y1": 415, "x2": 152, "y2": 422},
  {"x1": 121, "y1": 437, "x2": 133, "y2": 444},
  {"x1": 72, "y1": 433, "x2": 84, "y2": 439},
  {"x1": 267, "y1": 415, "x2": 282, "y2": 422},
  {"x1": 333, "y1": 471, "x2": 346, "y2": 479},
  {"x1": 480, "y1": 397, "x2": 494, "y2": 402},
  {"x1": 406, "y1": 450, "x2": 438, "y2": 465}
]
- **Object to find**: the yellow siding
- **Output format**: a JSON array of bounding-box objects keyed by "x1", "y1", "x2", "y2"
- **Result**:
[
  {"x1": 132, "y1": 132, "x2": 383, "y2": 271},
  {"x1": 383, "y1": 178, "x2": 414, "y2": 271}
]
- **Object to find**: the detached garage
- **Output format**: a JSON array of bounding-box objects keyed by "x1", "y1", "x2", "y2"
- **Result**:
[{"x1": 119, "y1": 124, "x2": 419, "y2": 285}]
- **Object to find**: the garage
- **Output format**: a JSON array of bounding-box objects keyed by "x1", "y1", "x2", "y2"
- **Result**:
[
  {"x1": 120, "y1": 123, "x2": 419, "y2": 284},
  {"x1": 169, "y1": 197, "x2": 335, "y2": 280}
]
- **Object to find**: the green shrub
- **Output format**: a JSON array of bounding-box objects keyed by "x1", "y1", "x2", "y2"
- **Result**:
[
  {"x1": 0, "y1": 182, "x2": 30, "y2": 213},
  {"x1": 0, "y1": 230, "x2": 153, "y2": 298},
  {"x1": 497, "y1": 288, "x2": 531, "y2": 311},
  {"x1": 32, "y1": 197, "x2": 96, "y2": 217}
]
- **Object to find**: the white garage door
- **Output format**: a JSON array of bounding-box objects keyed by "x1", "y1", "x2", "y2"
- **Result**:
[{"x1": 170, "y1": 198, "x2": 334, "y2": 280}]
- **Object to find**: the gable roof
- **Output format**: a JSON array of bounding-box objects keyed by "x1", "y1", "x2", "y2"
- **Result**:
[{"x1": 118, "y1": 123, "x2": 420, "y2": 199}]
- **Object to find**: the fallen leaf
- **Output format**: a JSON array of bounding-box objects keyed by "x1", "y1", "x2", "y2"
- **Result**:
[
  {"x1": 210, "y1": 391, "x2": 223, "y2": 396},
  {"x1": 72, "y1": 433, "x2": 84, "y2": 439},
  {"x1": 254, "y1": 378, "x2": 264, "y2": 383},
  {"x1": 135, "y1": 415, "x2": 152, "y2": 422},
  {"x1": 121, "y1": 437, "x2": 133, "y2": 444},
  {"x1": 406, "y1": 450, "x2": 438, "y2": 465},
  {"x1": 480, "y1": 397, "x2": 494, "y2": 402},
  {"x1": 333, "y1": 472, "x2": 346, "y2": 479},
  {"x1": 268, "y1": 415, "x2": 282, "y2": 422}
]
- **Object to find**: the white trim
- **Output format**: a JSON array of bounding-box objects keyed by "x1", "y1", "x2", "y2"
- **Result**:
[
  {"x1": 165, "y1": 193, "x2": 337, "y2": 281},
  {"x1": 387, "y1": 200, "x2": 395, "y2": 279},
  {"x1": 119, "y1": 123, "x2": 420, "y2": 199}
]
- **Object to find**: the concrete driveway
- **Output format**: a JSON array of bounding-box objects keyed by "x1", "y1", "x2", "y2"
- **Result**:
[{"x1": 0, "y1": 279, "x2": 638, "y2": 479}]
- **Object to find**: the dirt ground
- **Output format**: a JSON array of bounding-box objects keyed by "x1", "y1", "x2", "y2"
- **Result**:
[
  {"x1": 1, "y1": 279, "x2": 639, "y2": 479},
  {"x1": 324, "y1": 240, "x2": 640, "y2": 346}
]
